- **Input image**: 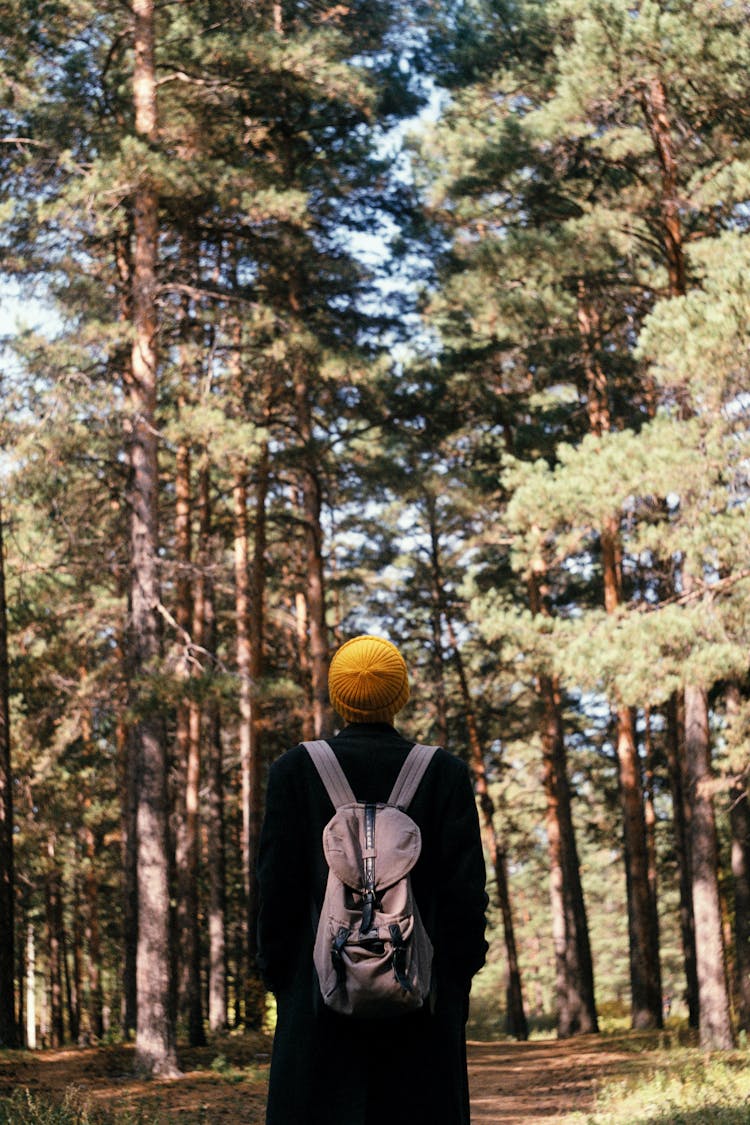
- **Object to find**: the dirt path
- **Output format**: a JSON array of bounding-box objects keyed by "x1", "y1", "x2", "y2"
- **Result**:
[
  {"x1": 0, "y1": 1034, "x2": 644, "y2": 1122},
  {"x1": 468, "y1": 1036, "x2": 639, "y2": 1122}
]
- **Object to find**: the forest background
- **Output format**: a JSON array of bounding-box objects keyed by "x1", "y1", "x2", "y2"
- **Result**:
[{"x1": 0, "y1": 0, "x2": 749, "y2": 1084}]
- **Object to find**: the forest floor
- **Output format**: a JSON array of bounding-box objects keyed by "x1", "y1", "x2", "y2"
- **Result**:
[{"x1": 1, "y1": 1027, "x2": 748, "y2": 1123}]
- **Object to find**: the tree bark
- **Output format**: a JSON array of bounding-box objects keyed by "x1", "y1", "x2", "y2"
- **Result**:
[
  {"x1": 245, "y1": 444, "x2": 269, "y2": 1024},
  {"x1": 0, "y1": 496, "x2": 17, "y2": 1047},
  {"x1": 206, "y1": 703, "x2": 227, "y2": 1032},
  {"x1": 730, "y1": 779, "x2": 750, "y2": 1032},
  {"x1": 684, "y1": 683, "x2": 734, "y2": 1048},
  {"x1": 120, "y1": 715, "x2": 138, "y2": 1039},
  {"x1": 640, "y1": 76, "x2": 687, "y2": 298},
  {"x1": 726, "y1": 679, "x2": 750, "y2": 1031},
  {"x1": 83, "y1": 824, "x2": 104, "y2": 1040},
  {"x1": 198, "y1": 461, "x2": 227, "y2": 1032},
  {"x1": 294, "y1": 591, "x2": 315, "y2": 740},
  {"x1": 25, "y1": 921, "x2": 36, "y2": 1050},
  {"x1": 447, "y1": 623, "x2": 527, "y2": 1039},
  {"x1": 46, "y1": 841, "x2": 64, "y2": 1047},
  {"x1": 426, "y1": 495, "x2": 528, "y2": 1037},
  {"x1": 130, "y1": 0, "x2": 178, "y2": 1077},
  {"x1": 578, "y1": 284, "x2": 662, "y2": 1029},
  {"x1": 665, "y1": 694, "x2": 699, "y2": 1027},
  {"x1": 292, "y1": 355, "x2": 332, "y2": 738},
  {"x1": 528, "y1": 569, "x2": 599, "y2": 1037},
  {"x1": 173, "y1": 419, "x2": 205, "y2": 1046},
  {"x1": 233, "y1": 469, "x2": 256, "y2": 1025}
]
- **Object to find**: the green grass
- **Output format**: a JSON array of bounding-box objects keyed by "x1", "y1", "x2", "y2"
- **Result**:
[
  {"x1": 0, "y1": 1088, "x2": 221, "y2": 1125},
  {"x1": 564, "y1": 1048, "x2": 750, "y2": 1124}
]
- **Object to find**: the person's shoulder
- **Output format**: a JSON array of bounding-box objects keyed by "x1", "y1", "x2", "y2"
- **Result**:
[
  {"x1": 430, "y1": 746, "x2": 471, "y2": 775},
  {"x1": 267, "y1": 742, "x2": 309, "y2": 782}
]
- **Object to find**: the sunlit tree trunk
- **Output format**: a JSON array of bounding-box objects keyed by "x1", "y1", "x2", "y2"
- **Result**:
[
  {"x1": 0, "y1": 497, "x2": 17, "y2": 1047},
  {"x1": 25, "y1": 921, "x2": 36, "y2": 1050},
  {"x1": 130, "y1": 0, "x2": 178, "y2": 1077}
]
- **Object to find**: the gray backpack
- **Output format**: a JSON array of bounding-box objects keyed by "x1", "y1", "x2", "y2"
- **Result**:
[{"x1": 304, "y1": 740, "x2": 438, "y2": 1018}]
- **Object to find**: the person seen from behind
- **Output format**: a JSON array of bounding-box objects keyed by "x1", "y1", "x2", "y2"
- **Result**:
[{"x1": 257, "y1": 634, "x2": 489, "y2": 1125}]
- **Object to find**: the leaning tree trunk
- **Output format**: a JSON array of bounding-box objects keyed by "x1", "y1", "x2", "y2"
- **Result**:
[
  {"x1": 0, "y1": 496, "x2": 17, "y2": 1047},
  {"x1": 129, "y1": 0, "x2": 178, "y2": 1077}
]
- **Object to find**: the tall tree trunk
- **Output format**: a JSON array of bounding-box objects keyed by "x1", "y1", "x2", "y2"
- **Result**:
[
  {"x1": 448, "y1": 630, "x2": 528, "y2": 1040},
  {"x1": 245, "y1": 445, "x2": 269, "y2": 1024},
  {"x1": 83, "y1": 824, "x2": 104, "y2": 1039},
  {"x1": 292, "y1": 355, "x2": 331, "y2": 738},
  {"x1": 120, "y1": 715, "x2": 138, "y2": 1039},
  {"x1": 426, "y1": 495, "x2": 527, "y2": 1037},
  {"x1": 730, "y1": 781, "x2": 750, "y2": 1032},
  {"x1": 206, "y1": 703, "x2": 227, "y2": 1032},
  {"x1": 198, "y1": 461, "x2": 227, "y2": 1032},
  {"x1": 130, "y1": 0, "x2": 178, "y2": 1077},
  {"x1": 528, "y1": 568, "x2": 598, "y2": 1037},
  {"x1": 46, "y1": 842, "x2": 64, "y2": 1048},
  {"x1": 427, "y1": 516, "x2": 449, "y2": 746},
  {"x1": 614, "y1": 702, "x2": 662, "y2": 1028},
  {"x1": 298, "y1": 468, "x2": 331, "y2": 737},
  {"x1": 61, "y1": 886, "x2": 78, "y2": 1044},
  {"x1": 25, "y1": 920, "x2": 36, "y2": 1050},
  {"x1": 578, "y1": 286, "x2": 662, "y2": 1029},
  {"x1": 173, "y1": 419, "x2": 205, "y2": 1046},
  {"x1": 0, "y1": 497, "x2": 17, "y2": 1047},
  {"x1": 727, "y1": 680, "x2": 750, "y2": 1031},
  {"x1": 643, "y1": 80, "x2": 732, "y2": 1047},
  {"x1": 294, "y1": 591, "x2": 315, "y2": 740},
  {"x1": 665, "y1": 695, "x2": 699, "y2": 1027},
  {"x1": 233, "y1": 469, "x2": 256, "y2": 1025},
  {"x1": 684, "y1": 682, "x2": 733, "y2": 1048}
]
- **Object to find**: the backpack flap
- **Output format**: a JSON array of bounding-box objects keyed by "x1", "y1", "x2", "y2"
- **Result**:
[{"x1": 323, "y1": 804, "x2": 421, "y2": 892}]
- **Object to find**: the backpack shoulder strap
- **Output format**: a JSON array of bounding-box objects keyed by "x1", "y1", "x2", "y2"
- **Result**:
[
  {"x1": 388, "y1": 743, "x2": 439, "y2": 810},
  {"x1": 303, "y1": 740, "x2": 356, "y2": 810}
]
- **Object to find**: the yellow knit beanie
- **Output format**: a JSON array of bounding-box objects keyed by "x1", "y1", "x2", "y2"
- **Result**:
[{"x1": 328, "y1": 635, "x2": 410, "y2": 724}]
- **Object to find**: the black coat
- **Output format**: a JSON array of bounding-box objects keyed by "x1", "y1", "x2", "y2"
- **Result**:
[{"x1": 256, "y1": 722, "x2": 489, "y2": 1125}]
